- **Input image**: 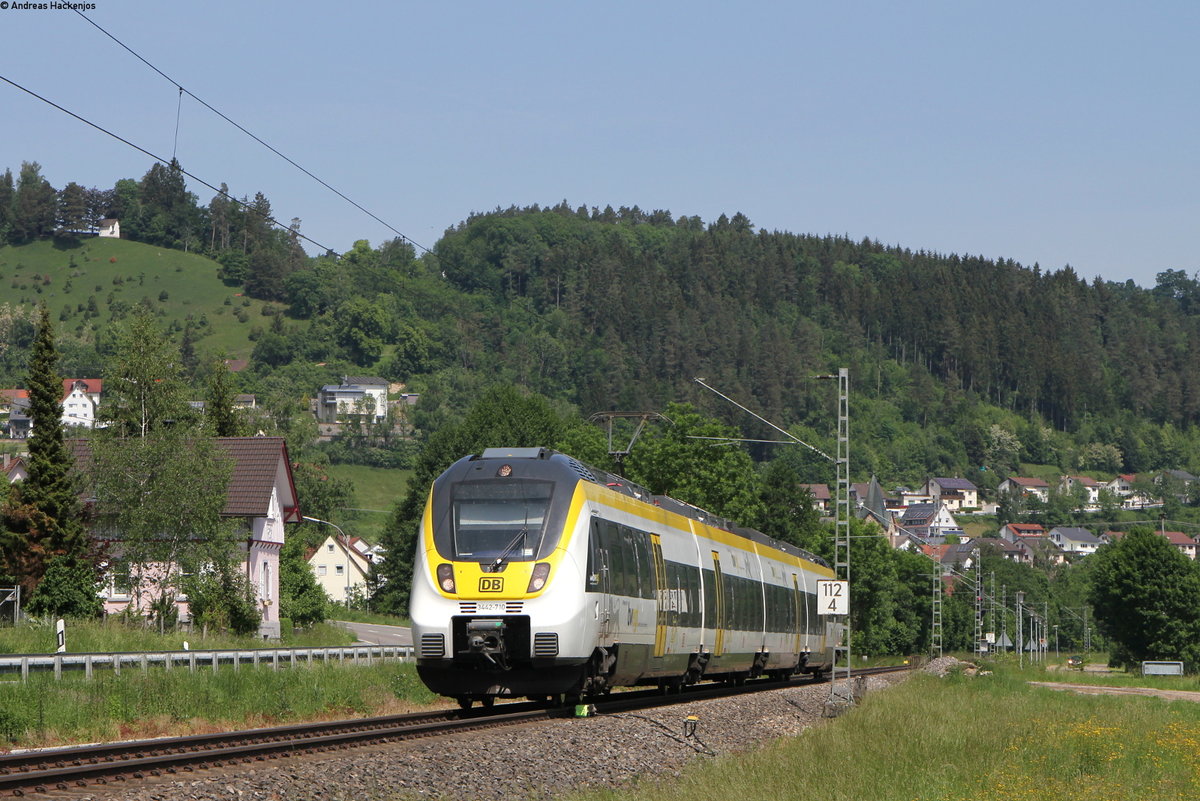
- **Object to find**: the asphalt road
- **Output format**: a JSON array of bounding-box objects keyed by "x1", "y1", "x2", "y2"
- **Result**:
[{"x1": 333, "y1": 620, "x2": 412, "y2": 646}]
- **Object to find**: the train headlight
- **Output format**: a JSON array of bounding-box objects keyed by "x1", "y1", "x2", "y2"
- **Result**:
[
  {"x1": 436, "y1": 563, "x2": 456, "y2": 593},
  {"x1": 526, "y1": 562, "x2": 551, "y2": 593}
]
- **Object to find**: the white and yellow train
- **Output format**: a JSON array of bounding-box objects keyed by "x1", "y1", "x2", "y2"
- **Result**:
[{"x1": 411, "y1": 447, "x2": 837, "y2": 706}]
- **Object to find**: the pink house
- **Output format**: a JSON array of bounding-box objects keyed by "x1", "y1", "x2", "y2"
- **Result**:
[{"x1": 71, "y1": 437, "x2": 300, "y2": 639}]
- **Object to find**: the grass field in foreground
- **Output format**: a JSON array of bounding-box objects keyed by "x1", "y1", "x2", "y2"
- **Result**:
[
  {"x1": 0, "y1": 661, "x2": 436, "y2": 748},
  {"x1": 571, "y1": 662, "x2": 1200, "y2": 801}
]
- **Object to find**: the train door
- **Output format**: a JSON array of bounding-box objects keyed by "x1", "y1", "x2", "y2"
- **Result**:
[
  {"x1": 791, "y1": 573, "x2": 803, "y2": 657},
  {"x1": 589, "y1": 519, "x2": 615, "y2": 641},
  {"x1": 711, "y1": 551, "x2": 726, "y2": 657},
  {"x1": 650, "y1": 535, "x2": 667, "y2": 657}
]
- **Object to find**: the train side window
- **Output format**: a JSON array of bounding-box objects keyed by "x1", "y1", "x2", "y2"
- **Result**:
[
  {"x1": 586, "y1": 520, "x2": 602, "y2": 589},
  {"x1": 635, "y1": 530, "x2": 654, "y2": 599},
  {"x1": 604, "y1": 521, "x2": 627, "y2": 596}
]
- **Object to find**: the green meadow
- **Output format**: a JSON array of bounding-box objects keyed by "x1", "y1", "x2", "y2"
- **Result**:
[
  {"x1": 0, "y1": 238, "x2": 271, "y2": 359},
  {"x1": 572, "y1": 662, "x2": 1200, "y2": 801}
]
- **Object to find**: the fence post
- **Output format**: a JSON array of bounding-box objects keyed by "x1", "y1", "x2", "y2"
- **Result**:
[
  {"x1": 85, "y1": 654, "x2": 93, "y2": 680},
  {"x1": 54, "y1": 654, "x2": 62, "y2": 681},
  {"x1": 20, "y1": 657, "x2": 28, "y2": 683},
  {"x1": 113, "y1": 654, "x2": 120, "y2": 677},
  {"x1": 189, "y1": 652, "x2": 197, "y2": 673}
]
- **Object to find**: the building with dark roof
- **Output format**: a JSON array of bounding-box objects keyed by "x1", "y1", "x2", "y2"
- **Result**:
[{"x1": 68, "y1": 437, "x2": 299, "y2": 638}]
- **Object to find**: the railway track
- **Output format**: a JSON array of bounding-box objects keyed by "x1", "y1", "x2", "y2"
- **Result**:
[{"x1": 0, "y1": 664, "x2": 910, "y2": 797}]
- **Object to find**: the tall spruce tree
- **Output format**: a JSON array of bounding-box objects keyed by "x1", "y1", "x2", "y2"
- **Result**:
[{"x1": 0, "y1": 305, "x2": 92, "y2": 608}]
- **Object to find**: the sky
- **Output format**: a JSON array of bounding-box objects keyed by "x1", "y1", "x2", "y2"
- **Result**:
[{"x1": 2, "y1": 1, "x2": 1197, "y2": 288}]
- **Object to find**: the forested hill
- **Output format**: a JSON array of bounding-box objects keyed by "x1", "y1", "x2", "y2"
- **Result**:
[
  {"x1": 6, "y1": 152, "x2": 1200, "y2": 484},
  {"x1": 426, "y1": 205, "x2": 1200, "y2": 444}
]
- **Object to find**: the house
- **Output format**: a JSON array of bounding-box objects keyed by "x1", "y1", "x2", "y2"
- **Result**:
[
  {"x1": 924, "y1": 477, "x2": 979, "y2": 511},
  {"x1": 97, "y1": 218, "x2": 120, "y2": 238},
  {"x1": 1048, "y1": 526, "x2": 1101, "y2": 557},
  {"x1": 798, "y1": 483, "x2": 831, "y2": 514},
  {"x1": 998, "y1": 476, "x2": 1050, "y2": 502},
  {"x1": 899, "y1": 502, "x2": 962, "y2": 543},
  {"x1": 307, "y1": 534, "x2": 374, "y2": 605},
  {"x1": 70, "y1": 436, "x2": 300, "y2": 639},
  {"x1": 1161, "y1": 531, "x2": 1196, "y2": 560},
  {"x1": 3, "y1": 454, "x2": 27, "y2": 483},
  {"x1": 1154, "y1": 470, "x2": 1197, "y2": 504},
  {"x1": 1060, "y1": 475, "x2": 1101, "y2": 510},
  {"x1": 896, "y1": 487, "x2": 933, "y2": 507},
  {"x1": 1105, "y1": 529, "x2": 1198, "y2": 561},
  {"x1": 316, "y1": 376, "x2": 389, "y2": 423},
  {"x1": 1012, "y1": 535, "x2": 1064, "y2": 565},
  {"x1": 1106, "y1": 474, "x2": 1154, "y2": 509},
  {"x1": 1, "y1": 390, "x2": 30, "y2": 439},
  {"x1": 981, "y1": 537, "x2": 1024, "y2": 563},
  {"x1": 60, "y1": 378, "x2": 102, "y2": 429},
  {"x1": 999, "y1": 522, "x2": 1045, "y2": 542}
]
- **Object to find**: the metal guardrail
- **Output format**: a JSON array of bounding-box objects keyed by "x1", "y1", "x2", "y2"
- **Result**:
[{"x1": 0, "y1": 644, "x2": 415, "y2": 682}]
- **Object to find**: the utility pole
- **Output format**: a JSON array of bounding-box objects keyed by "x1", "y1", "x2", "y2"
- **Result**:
[
  {"x1": 973, "y1": 549, "x2": 983, "y2": 656},
  {"x1": 1017, "y1": 591, "x2": 1024, "y2": 669},
  {"x1": 1001, "y1": 585, "x2": 1008, "y2": 655},
  {"x1": 931, "y1": 565, "x2": 943, "y2": 659},
  {"x1": 1083, "y1": 606, "x2": 1091, "y2": 655},
  {"x1": 989, "y1": 571, "x2": 997, "y2": 651},
  {"x1": 830, "y1": 368, "x2": 852, "y2": 706}
]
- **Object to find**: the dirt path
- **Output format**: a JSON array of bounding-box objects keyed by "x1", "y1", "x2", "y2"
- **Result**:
[{"x1": 1029, "y1": 681, "x2": 1200, "y2": 703}]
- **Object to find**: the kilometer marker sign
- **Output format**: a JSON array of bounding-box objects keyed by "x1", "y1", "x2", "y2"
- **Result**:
[{"x1": 816, "y1": 580, "x2": 849, "y2": 615}]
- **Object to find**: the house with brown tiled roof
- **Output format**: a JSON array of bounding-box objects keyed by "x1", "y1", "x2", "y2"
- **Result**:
[
  {"x1": 1105, "y1": 529, "x2": 1198, "y2": 561},
  {"x1": 798, "y1": 483, "x2": 831, "y2": 514},
  {"x1": 2, "y1": 454, "x2": 26, "y2": 483},
  {"x1": 1060, "y1": 475, "x2": 1101, "y2": 510},
  {"x1": 998, "y1": 476, "x2": 1050, "y2": 502},
  {"x1": 68, "y1": 436, "x2": 299, "y2": 638}
]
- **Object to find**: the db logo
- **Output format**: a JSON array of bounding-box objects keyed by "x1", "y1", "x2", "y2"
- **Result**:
[{"x1": 479, "y1": 577, "x2": 504, "y2": 592}]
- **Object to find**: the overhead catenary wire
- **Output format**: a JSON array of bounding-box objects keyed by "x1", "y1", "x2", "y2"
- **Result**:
[
  {"x1": 71, "y1": 9, "x2": 431, "y2": 255},
  {"x1": 0, "y1": 73, "x2": 338, "y2": 257}
]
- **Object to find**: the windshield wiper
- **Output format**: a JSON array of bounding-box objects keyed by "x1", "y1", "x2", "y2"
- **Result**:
[{"x1": 490, "y1": 527, "x2": 527, "y2": 571}]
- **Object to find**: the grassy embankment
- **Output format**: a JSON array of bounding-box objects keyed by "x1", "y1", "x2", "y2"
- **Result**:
[
  {"x1": 0, "y1": 238, "x2": 268, "y2": 358},
  {"x1": 324, "y1": 463, "x2": 412, "y2": 544},
  {"x1": 0, "y1": 619, "x2": 434, "y2": 748},
  {"x1": 572, "y1": 660, "x2": 1200, "y2": 801}
]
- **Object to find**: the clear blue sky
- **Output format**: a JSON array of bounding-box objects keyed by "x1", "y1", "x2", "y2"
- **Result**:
[{"x1": 3, "y1": 1, "x2": 1196, "y2": 287}]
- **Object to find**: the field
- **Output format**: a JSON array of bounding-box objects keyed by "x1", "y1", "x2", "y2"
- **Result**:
[
  {"x1": 571, "y1": 661, "x2": 1200, "y2": 801},
  {"x1": 0, "y1": 238, "x2": 271, "y2": 359},
  {"x1": 326, "y1": 464, "x2": 411, "y2": 543}
]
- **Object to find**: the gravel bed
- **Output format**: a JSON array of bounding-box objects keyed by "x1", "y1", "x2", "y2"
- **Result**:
[{"x1": 70, "y1": 674, "x2": 907, "y2": 801}]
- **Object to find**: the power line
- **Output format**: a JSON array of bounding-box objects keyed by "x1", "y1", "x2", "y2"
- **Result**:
[
  {"x1": 72, "y1": 10, "x2": 431, "y2": 255},
  {"x1": 0, "y1": 72, "x2": 337, "y2": 257}
]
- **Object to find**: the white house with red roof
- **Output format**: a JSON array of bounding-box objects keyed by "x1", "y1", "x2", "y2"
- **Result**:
[
  {"x1": 60, "y1": 378, "x2": 103, "y2": 429},
  {"x1": 998, "y1": 476, "x2": 1050, "y2": 502},
  {"x1": 999, "y1": 522, "x2": 1046, "y2": 542}
]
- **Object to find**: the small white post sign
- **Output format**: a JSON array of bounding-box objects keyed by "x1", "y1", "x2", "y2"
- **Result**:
[
  {"x1": 817, "y1": 580, "x2": 849, "y2": 615},
  {"x1": 55, "y1": 618, "x2": 65, "y2": 653}
]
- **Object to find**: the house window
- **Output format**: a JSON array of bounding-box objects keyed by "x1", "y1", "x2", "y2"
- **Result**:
[
  {"x1": 336, "y1": 565, "x2": 344, "y2": 576},
  {"x1": 262, "y1": 561, "x2": 270, "y2": 601},
  {"x1": 318, "y1": 565, "x2": 327, "y2": 576},
  {"x1": 327, "y1": 544, "x2": 334, "y2": 552}
]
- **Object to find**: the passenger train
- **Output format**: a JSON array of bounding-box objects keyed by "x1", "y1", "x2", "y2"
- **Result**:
[{"x1": 410, "y1": 447, "x2": 838, "y2": 707}]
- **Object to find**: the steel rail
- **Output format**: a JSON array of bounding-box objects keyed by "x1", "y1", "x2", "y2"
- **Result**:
[{"x1": 0, "y1": 664, "x2": 911, "y2": 796}]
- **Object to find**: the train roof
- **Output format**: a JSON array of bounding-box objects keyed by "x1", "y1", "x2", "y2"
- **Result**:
[{"x1": 474, "y1": 447, "x2": 830, "y2": 568}]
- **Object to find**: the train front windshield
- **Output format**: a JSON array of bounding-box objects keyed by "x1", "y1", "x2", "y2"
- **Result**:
[{"x1": 451, "y1": 480, "x2": 554, "y2": 562}]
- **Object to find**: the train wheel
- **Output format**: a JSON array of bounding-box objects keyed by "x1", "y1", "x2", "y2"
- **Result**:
[
  {"x1": 456, "y1": 696, "x2": 473, "y2": 710},
  {"x1": 480, "y1": 696, "x2": 496, "y2": 708}
]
